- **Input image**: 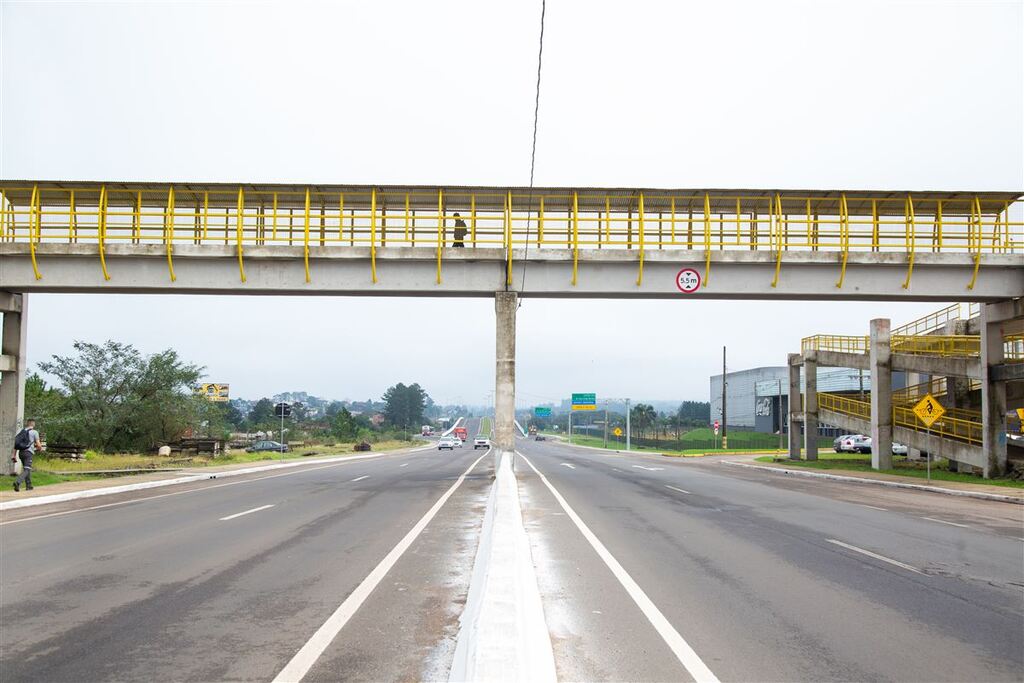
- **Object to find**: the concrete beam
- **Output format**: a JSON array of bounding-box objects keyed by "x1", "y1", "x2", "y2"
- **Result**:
[
  {"x1": 892, "y1": 354, "x2": 981, "y2": 379},
  {"x1": 815, "y1": 350, "x2": 869, "y2": 371},
  {"x1": 0, "y1": 355, "x2": 15, "y2": 373},
  {"x1": 869, "y1": 319, "x2": 894, "y2": 470},
  {"x1": 3, "y1": 244, "x2": 1023, "y2": 301},
  {"x1": 993, "y1": 363, "x2": 1024, "y2": 382},
  {"x1": 0, "y1": 292, "x2": 22, "y2": 313},
  {"x1": 788, "y1": 353, "x2": 802, "y2": 460},
  {"x1": 0, "y1": 296, "x2": 28, "y2": 476}
]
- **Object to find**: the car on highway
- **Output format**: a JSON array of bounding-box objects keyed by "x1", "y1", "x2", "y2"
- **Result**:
[
  {"x1": 473, "y1": 435, "x2": 491, "y2": 449},
  {"x1": 246, "y1": 440, "x2": 288, "y2": 453},
  {"x1": 438, "y1": 436, "x2": 458, "y2": 450}
]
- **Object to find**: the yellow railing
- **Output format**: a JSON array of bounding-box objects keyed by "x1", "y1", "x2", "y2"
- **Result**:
[
  {"x1": 892, "y1": 377, "x2": 983, "y2": 404},
  {"x1": 818, "y1": 392, "x2": 871, "y2": 420},
  {"x1": 1006, "y1": 335, "x2": 1024, "y2": 362},
  {"x1": 893, "y1": 405, "x2": 982, "y2": 445},
  {"x1": 1, "y1": 182, "x2": 1021, "y2": 285},
  {"x1": 801, "y1": 335, "x2": 869, "y2": 354},
  {"x1": 890, "y1": 334, "x2": 980, "y2": 357},
  {"x1": 819, "y1": 391, "x2": 982, "y2": 445},
  {"x1": 892, "y1": 302, "x2": 980, "y2": 336}
]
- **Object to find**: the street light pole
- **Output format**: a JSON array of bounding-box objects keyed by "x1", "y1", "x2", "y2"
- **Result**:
[{"x1": 625, "y1": 398, "x2": 631, "y2": 451}]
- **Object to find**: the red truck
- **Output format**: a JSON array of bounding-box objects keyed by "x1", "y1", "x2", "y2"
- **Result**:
[{"x1": 453, "y1": 427, "x2": 468, "y2": 441}]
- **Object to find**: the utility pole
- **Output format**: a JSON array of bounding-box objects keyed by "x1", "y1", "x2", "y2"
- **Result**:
[
  {"x1": 721, "y1": 346, "x2": 728, "y2": 450},
  {"x1": 625, "y1": 398, "x2": 631, "y2": 451},
  {"x1": 603, "y1": 407, "x2": 609, "y2": 448},
  {"x1": 568, "y1": 410, "x2": 572, "y2": 445},
  {"x1": 777, "y1": 378, "x2": 784, "y2": 452}
]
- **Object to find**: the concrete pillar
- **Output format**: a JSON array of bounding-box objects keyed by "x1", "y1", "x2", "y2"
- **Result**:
[
  {"x1": 803, "y1": 355, "x2": 818, "y2": 461},
  {"x1": 0, "y1": 293, "x2": 28, "y2": 476},
  {"x1": 788, "y1": 354, "x2": 802, "y2": 459},
  {"x1": 494, "y1": 291, "x2": 517, "y2": 470},
  {"x1": 869, "y1": 318, "x2": 893, "y2": 470},
  {"x1": 980, "y1": 303, "x2": 1007, "y2": 478}
]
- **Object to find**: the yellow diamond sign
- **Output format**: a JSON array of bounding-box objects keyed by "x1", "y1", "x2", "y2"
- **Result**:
[
  {"x1": 613, "y1": 427, "x2": 623, "y2": 437},
  {"x1": 912, "y1": 393, "x2": 946, "y2": 428}
]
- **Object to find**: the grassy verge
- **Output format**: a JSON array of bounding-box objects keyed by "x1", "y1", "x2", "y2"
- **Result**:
[
  {"x1": 33, "y1": 439, "x2": 417, "y2": 475},
  {"x1": 754, "y1": 453, "x2": 1024, "y2": 488},
  {"x1": 7, "y1": 470, "x2": 109, "y2": 489},
  {"x1": 478, "y1": 417, "x2": 492, "y2": 436},
  {"x1": 561, "y1": 433, "x2": 786, "y2": 456}
]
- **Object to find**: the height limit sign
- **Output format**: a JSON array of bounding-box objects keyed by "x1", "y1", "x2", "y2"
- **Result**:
[{"x1": 676, "y1": 268, "x2": 702, "y2": 293}]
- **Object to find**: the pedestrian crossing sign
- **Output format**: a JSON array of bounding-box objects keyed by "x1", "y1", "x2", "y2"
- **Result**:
[{"x1": 912, "y1": 394, "x2": 946, "y2": 428}]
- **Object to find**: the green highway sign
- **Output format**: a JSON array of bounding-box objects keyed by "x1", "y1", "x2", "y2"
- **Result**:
[
  {"x1": 534, "y1": 406, "x2": 552, "y2": 416},
  {"x1": 572, "y1": 393, "x2": 597, "y2": 411}
]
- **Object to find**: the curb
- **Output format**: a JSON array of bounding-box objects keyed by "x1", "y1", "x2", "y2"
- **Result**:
[
  {"x1": 723, "y1": 461, "x2": 1024, "y2": 505},
  {"x1": 0, "y1": 444, "x2": 433, "y2": 511}
]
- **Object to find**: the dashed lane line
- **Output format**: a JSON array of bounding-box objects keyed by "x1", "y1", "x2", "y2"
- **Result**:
[
  {"x1": 350, "y1": 476, "x2": 369, "y2": 482},
  {"x1": 561, "y1": 463, "x2": 576, "y2": 469},
  {"x1": 826, "y1": 539, "x2": 924, "y2": 574},
  {"x1": 921, "y1": 516, "x2": 970, "y2": 529},
  {"x1": 665, "y1": 485, "x2": 691, "y2": 495},
  {"x1": 219, "y1": 504, "x2": 275, "y2": 521}
]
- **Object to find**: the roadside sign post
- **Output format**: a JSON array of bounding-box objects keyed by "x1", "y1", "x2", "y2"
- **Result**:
[
  {"x1": 570, "y1": 393, "x2": 597, "y2": 447},
  {"x1": 912, "y1": 394, "x2": 946, "y2": 483},
  {"x1": 275, "y1": 402, "x2": 292, "y2": 453}
]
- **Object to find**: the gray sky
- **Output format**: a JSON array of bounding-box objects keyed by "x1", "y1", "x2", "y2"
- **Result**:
[{"x1": 3, "y1": 1, "x2": 1022, "y2": 407}]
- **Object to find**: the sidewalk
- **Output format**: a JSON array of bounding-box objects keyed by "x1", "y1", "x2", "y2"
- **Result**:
[
  {"x1": 729, "y1": 458, "x2": 1024, "y2": 503},
  {"x1": 0, "y1": 444, "x2": 427, "y2": 506}
]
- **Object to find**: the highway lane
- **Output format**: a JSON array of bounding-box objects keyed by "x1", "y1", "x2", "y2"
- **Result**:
[
  {"x1": 516, "y1": 437, "x2": 1024, "y2": 682},
  {"x1": 0, "y1": 422, "x2": 493, "y2": 682}
]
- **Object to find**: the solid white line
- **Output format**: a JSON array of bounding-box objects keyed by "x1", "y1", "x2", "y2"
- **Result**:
[
  {"x1": 857, "y1": 504, "x2": 888, "y2": 511},
  {"x1": 825, "y1": 539, "x2": 924, "y2": 574},
  {"x1": 665, "y1": 485, "x2": 691, "y2": 495},
  {"x1": 632, "y1": 465, "x2": 663, "y2": 471},
  {"x1": 350, "y1": 476, "x2": 369, "y2": 482},
  {"x1": 560, "y1": 463, "x2": 576, "y2": 469},
  {"x1": 272, "y1": 449, "x2": 490, "y2": 683},
  {"x1": 219, "y1": 504, "x2": 275, "y2": 521},
  {"x1": 921, "y1": 516, "x2": 970, "y2": 529},
  {"x1": 399, "y1": 463, "x2": 409, "y2": 468},
  {"x1": 517, "y1": 452, "x2": 719, "y2": 683},
  {"x1": 0, "y1": 459, "x2": 369, "y2": 527}
]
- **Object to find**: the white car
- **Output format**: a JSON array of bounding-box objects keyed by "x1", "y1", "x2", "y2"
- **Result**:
[
  {"x1": 438, "y1": 436, "x2": 458, "y2": 450},
  {"x1": 452, "y1": 436, "x2": 464, "y2": 448},
  {"x1": 473, "y1": 435, "x2": 491, "y2": 449},
  {"x1": 892, "y1": 442, "x2": 909, "y2": 455}
]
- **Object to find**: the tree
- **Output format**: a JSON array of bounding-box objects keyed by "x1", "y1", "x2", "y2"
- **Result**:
[
  {"x1": 24, "y1": 373, "x2": 67, "y2": 440},
  {"x1": 382, "y1": 382, "x2": 429, "y2": 430},
  {"x1": 630, "y1": 403, "x2": 657, "y2": 439},
  {"x1": 331, "y1": 407, "x2": 359, "y2": 440},
  {"x1": 38, "y1": 340, "x2": 203, "y2": 451},
  {"x1": 248, "y1": 398, "x2": 275, "y2": 429}
]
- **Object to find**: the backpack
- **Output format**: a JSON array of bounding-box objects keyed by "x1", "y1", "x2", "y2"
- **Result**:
[{"x1": 14, "y1": 428, "x2": 32, "y2": 451}]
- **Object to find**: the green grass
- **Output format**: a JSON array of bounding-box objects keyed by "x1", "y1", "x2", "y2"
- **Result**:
[
  {"x1": 563, "y1": 433, "x2": 786, "y2": 456},
  {"x1": 754, "y1": 453, "x2": 1024, "y2": 488},
  {"x1": 34, "y1": 439, "x2": 415, "y2": 475},
  {"x1": 478, "y1": 417, "x2": 492, "y2": 436},
  {"x1": 7, "y1": 469, "x2": 110, "y2": 489}
]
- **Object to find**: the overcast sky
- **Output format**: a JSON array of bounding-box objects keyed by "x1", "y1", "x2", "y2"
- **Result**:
[{"x1": 2, "y1": 0, "x2": 1022, "y2": 408}]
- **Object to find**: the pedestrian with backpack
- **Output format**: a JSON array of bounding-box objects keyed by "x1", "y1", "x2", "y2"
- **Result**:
[{"x1": 12, "y1": 418, "x2": 42, "y2": 492}]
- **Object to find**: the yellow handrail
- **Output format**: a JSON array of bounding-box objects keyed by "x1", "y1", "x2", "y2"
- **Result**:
[
  {"x1": 164, "y1": 186, "x2": 177, "y2": 282},
  {"x1": 370, "y1": 188, "x2": 378, "y2": 283},
  {"x1": 29, "y1": 184, "x2": 42, "y2": 279},
  {"x1": 901, "y1": 194, "x2": 915, "y2": 289},
  {"x1": 836, "y1": 193, "x2": 850, "y2": 288},
  {"x1": 703, "y1": 192, "x2": 711, "y2": 286},
  {"x1": 771, "y1": 193, "x2": 783, "y2": 287},
  {"x1": 437, "y1": 189, "x2": 444, "y2": 285},
  {"x1": 572, "y1": 191, "x2": 580, "y2": 285},
  {"x1": 97, "y1": 185, "x2": 110, "y2": 281},
  {"x1": 967, "y1": 196, "x2": 982, "y2": 290},
  {"x1": 303, "y1": 188, "x2": 311, "y2": 283},
  {"x1": 236, "y1": 187, "x2": 247, "y2": 283},
  {"x1": 636, "y1": 192, "x2": 644, "y2": 286}
]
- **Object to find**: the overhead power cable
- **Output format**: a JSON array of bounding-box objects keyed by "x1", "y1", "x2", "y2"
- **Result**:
[{"x1": 515, "y1": 0, "x2": 546, "y2": 299}]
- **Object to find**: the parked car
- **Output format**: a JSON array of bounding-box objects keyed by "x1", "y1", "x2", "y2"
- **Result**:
[
  {"x1": 833, "y1": 434, "x2": 857, "y2": 452},
  {"x1": 892, "y1": 442, "x2": 909, "y2": 455},
  {"x1": 534, "y1": 435, "x2": 546, "y2": 441},
  {"x1": 438, "y1": 436, "x2": 458, "y2": 450},
  {"x1": 473, "y1": 435, "x2": 491, "y2": 449},
  {"x1": 839, "y1": 435, "x2": 871, "y2": 453},
  {"x1": 246, "y1": 440, "x2": 288, "y2": 453}
]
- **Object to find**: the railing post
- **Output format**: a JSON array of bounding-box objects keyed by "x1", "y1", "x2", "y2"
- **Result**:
[{"x1": 869, "y1": 318, "x2": 893, "y2": 470}]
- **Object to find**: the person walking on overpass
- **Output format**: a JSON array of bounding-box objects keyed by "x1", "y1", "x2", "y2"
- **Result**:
[
  {"x1": 452, "y1": 212, "x2": 468, "y2": 247},
  {"x1": 12, "y1": 418, "x2": 42, "y2": 492}
]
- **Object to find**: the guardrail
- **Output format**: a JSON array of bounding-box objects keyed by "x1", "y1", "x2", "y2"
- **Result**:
[
  {"x1": 817, "y1": 392, "x2": 871, "y2": 420},
  {"x1": 2, "y1": 182, "x2": 1021, "y2": 287},
  {"x1": 891, "y1": 302, "x2": 980, "y2": 337},
  {"x1": 801, "y1": 335, "x2": 870, "y2": 354},
  {"x1": 890, "y1": 334, "x2": 980, "y2": 357}
]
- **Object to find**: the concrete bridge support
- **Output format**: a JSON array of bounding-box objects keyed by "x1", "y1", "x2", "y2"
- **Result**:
[
  {"x1": 803, "y1": 355, "x2": 818, "y2": 460},
  {"x1": 494, "y1": 292, "x2": 517, "y2": 470},
  {"x1": 869, "y1": 318, "x2": 894, "y2": 470},
  {"x1": 981, "y1": 302, "x2": 1008, "y2": 478},
  {"x1": 0, "y1": 292, "x2": 28, "y2": 476},
  {"x1": 788, "y1": 354, "x2": 802, "y2": 460}
]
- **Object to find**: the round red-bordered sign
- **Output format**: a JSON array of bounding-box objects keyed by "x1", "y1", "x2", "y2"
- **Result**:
[{"x1": 675, "y1": 267, "x2": 702, "y2": 293}]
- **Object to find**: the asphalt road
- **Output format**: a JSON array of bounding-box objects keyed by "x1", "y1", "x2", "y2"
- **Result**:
[
  {"x1": 516, "y1": 436, "x2": 1024, "y2": 682},
  {"x1": 2, "y1": 420, "x2": 1021, "y2": 682},
  {"x1": 0, "y1": 419, "x2": 494, "y2": 682}
]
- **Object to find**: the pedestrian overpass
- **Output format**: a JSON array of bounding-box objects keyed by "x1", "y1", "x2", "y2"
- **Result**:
[{"x1": 2, "y1": 181, "x2": 1022, "y2": 471}]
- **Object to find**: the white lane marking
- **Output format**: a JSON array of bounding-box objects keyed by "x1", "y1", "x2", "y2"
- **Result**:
[
  {"x1": 857, "y1": 504, "x2": 888, "y2": 511},
  {"x1": 518, "y1": 452, "x2": 719, "y2": 683},
  {"x1": 0, "y1": 459, "x2": 378, "y2": 527},
  {"x1": 219, "y1": 504, "x2": 275, "y2": 521},
  {"x1": 399, "y1": 463, "x2": 409, "y2": 468},
  {"x1": 632, "y1": 465, "x2": 664, "y2": 471},
  {"x1": 665, "y1": 485, "x2": 691, "y2": 495},
  {"x1": 921, "y1": 516, "x2": 970, "y2": 529},
  {"x1": 826, "y1": 539, "x2": 924, "y2": 574},
  {"x1": 560, "y1": 463, "x2": 576, "y2": 469},
  {"x1": 350, "y1": 476, "x2": 369, "y2": 482},
  {"x1": 273, "y1": 449, "x2": 490, "y2": 683}
]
